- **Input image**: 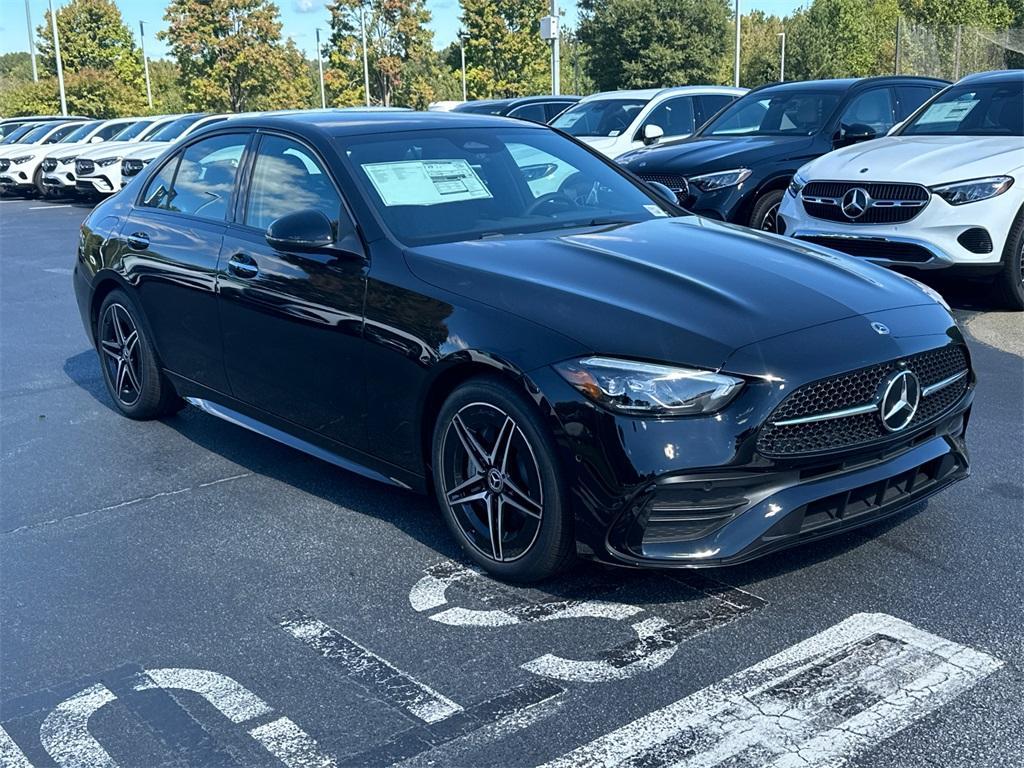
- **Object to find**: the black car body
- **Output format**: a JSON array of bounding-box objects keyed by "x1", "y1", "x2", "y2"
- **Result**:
[
  {"x1": 618, "y1": 76, "x2": 948, "y2": 231},
  {"x1": 453, "y1": 96, "x2": 581, "y2": 123},
  {"x1": 73, "y1": 111, "x2": 973, "y2": 580}
]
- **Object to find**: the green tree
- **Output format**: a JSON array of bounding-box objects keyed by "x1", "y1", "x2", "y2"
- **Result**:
[
  {"x1": 578, "y1": 0, "x2": 732, "y2": 90},
  {"x1": 146, "y1": 59, "x2": 187, "y2": 113},
  {"x1": 323, "y1": 0, "x2": 436, "y2": 107},
  {"x1": 460, "y1": 0, "x2": 551, "y2": 98},
  {"x1": 0, "y1": 68, "x2": 146, "y2": 118},
  {"x1": 161, "y1": 0, "x2": 314, "y2": 112},
  {"x1": 36, "y1": 0, "x2": 144, "y2": 87},
  {"x1": 0, "y1": 52, "x2": 34, "y2": 83},
  {"x1": 722, "y1": 11, "x2": 786, "y2": 88},
  {"x1": 785, "y1": 0, "x2": 901, "y2": 80}
]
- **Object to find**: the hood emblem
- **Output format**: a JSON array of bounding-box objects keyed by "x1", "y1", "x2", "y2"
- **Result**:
[
  {"x1": 841, "y1": 187, "x2": 871, "y2": 219},
  {"x1": 859, "y1": 167, "x2": 869, "y2": 173},
  {"x1": 878, "y1": 370, "x2": 921, "y2": 432},
  {"x1": 871, "y1": 321, "x2": 890, "y2": 335}
]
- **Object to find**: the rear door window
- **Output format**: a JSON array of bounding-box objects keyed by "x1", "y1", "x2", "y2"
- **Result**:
[{"x1": 506, "y1": 103, "x2": 548, "y2": 123}]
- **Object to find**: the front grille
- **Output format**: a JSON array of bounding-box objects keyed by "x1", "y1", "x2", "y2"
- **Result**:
[
  {"x1": 75, "y1": 159, "x2": 94, "y2": 176},
  {"x1": 801, "y1": 181, "x2": 929, "y2": 224},
  {"x1": 41, "y1": 158, "x2": 58, "y2": 172},
  {"x1": 758, "y1": 345, "x2": 969, "y2": 457},
  {"x1": 634, "y1": 172, "x2": 689, "y2": 201},
  {"x1": 798, "y1": 236, "x2": 934, "y2": 263}
]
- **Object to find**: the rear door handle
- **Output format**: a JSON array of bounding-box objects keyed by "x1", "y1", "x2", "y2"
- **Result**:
[
  {"x1": 228, "y1": 253, "x2": 259, "y2": 278},
  {"x1": 125, "y1": 231, "x2": 149, "y2": 250}
]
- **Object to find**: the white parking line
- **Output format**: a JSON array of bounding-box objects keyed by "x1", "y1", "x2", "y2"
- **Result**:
[
  {"x1": 28, "y1": 205, "x2": 71, "y2": 210},
  {"x1": 133, "y1": 668, "x2": 273, "y2": 723},
  {"x1": 39, "y1": 683, "x2": 118, "y2": 768},
  {"x1": 539, "y1": 613, "x2": 1002, "y2": 768},
  {"x1": 0, "y1": 724, "x2": 33, "y2": 768},
  {"x1": 249, "y1": 716, "x2": 337, "y2": 768}
]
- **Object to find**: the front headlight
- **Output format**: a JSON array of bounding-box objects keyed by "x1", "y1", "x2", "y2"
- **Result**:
[
  {"x1": 931, "y1": 176, "x2": 1013, "y2": 206},
  {"x1": 554, "y1": 357, "x2": 744, "y2": 416},
  {"x1": 97, "y1": 157, "x2": 121, "y2": 167},
  {"x1": 688, "y1": 168, "x2": 752, "y2": 193},
  {"x1": 788, "y1": 171, "x2": 807, "y2": 197},
  {"x1": 11, "y1": 155, "x2": 35, "y2": 164}
]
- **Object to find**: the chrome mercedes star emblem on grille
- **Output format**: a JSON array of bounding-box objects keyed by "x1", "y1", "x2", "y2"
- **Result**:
[
  {"x1": 841, "y1": 187, "x2": 871, "y2": 219},
  {"x1": 871, "y1": 322, "x2": 890, "y2": 335},
  {"x1": 879, "y1": 370, "x2": 921, "y2": 432}
]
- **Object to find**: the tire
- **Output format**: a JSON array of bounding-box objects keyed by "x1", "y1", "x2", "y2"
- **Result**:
[
  {"x1": 96, "y1": 289, "x2": 183, "y2": 419},
  {"x1": 749, "y1": 189, "x2": 785, "y2": 232},
  {"x1": 32, "y1": 167, "x2": 46, "y2": 198},
  {"x1": 993, "y1": 208, "x2": 1024, "y2": 311},
  {"x1": 431, "y1": 376, "x2": 575, "y2": 582}
]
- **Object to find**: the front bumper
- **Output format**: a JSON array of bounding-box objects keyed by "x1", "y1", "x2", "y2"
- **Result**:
[
  {"x1": 779, "y1": 185, "x2": 1023, "y2": 271},
  {"x1": 43, "y1": 167, "x2": 77, "y2": 190},
  {"x1": 531, "y1": 305, "x2": 973, "y2": 569},
  {"x1": 76, "y1": 172, "x2": 119, "y2": 195}
]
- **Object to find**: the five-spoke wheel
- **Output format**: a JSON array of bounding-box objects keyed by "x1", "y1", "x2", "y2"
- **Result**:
[{"x1": 100, "y1": 303, "x2": 143, "y2": 407}]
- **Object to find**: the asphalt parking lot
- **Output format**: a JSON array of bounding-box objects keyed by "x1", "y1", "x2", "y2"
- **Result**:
[{"x1": 1, "y1": 197, "x2": 1022, "y2": 768}]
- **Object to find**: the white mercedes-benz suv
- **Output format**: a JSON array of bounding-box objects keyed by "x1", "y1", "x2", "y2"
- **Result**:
[{"x1": 779, "y1": 69, "x2": 1024, "y2": 309}]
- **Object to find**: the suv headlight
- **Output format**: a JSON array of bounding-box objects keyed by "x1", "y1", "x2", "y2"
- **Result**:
[
  {"x1": 788, "y1": 171, "x2": 807, "y2": 197},
  {"x1": 688, "y1": 168, "x2": 752, "y2": 192},
  {"x1": 11, "y1": 155, "x2": 35, "y2": 164},
  {"x1": 931, "y1": 176, "x2": 1013, "y2": 206},
  {"x1": 554, "y1": 357, "x2": 744, "y2": 416},
  {"x1": 97, "y1": 157, "x2": 121, "y2": 167}
]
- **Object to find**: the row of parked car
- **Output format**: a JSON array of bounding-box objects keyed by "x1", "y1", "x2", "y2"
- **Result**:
[{"x1": 4, "y1": 69, "x2": 1022, "y2": 308}]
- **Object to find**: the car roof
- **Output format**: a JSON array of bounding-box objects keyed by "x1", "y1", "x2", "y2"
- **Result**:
[
  {"x1": 744, "y1": 75, "x2": 949, "y2": 97},
  {"x1": 198, "y1": 109, "x2": 542, "y2": 138},
  {"x1": 956, "y1": 69, "x2": 1024, "y2": 85},
  {"x1": 0, "y1": 114, "x2": 91, "y2": 124},
  {"x1": 580, "y1": 86, "x2": 745, "y2": 102}
]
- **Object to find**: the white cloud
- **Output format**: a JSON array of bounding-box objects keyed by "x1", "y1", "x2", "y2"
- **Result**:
[{"x1": 294, "y1": 0, "x2": 317, "y2": 12}]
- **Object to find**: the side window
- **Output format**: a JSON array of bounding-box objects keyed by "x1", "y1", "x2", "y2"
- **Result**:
[
  {"x1": 507, "y1": 103, "x2": 548, "y2": 123},
  {"x1": 839, "y1": 88, "x2": 896, "y2": 136},
  {"x1": 641, "y1": 97, "x2": 696, "y2": 139},
  {"x1": 97, "y1": 123, "x2": 126, "y2": 140},
  {"x1": 140, "y1": 133, "x2": 246, "y2": 221},
  {"x1": 897, "y1": 86, "x2": 939, "y2": 120},
  {"x1": 545, "y1": 101, "x2": 574, "y2": 121},
  {"x1": 697, "y1": 94, "x2": 735, "y2": 125},
  {"x1": 244, "y1": 135, "x2": 342, "y2": 232},
  {"x1": 45, "y1": 124, "x2": 79, "y2": 143}
]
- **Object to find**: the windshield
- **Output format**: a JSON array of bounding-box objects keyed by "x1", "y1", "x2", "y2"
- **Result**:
[
  {"x1": 0, "y1": 124, "x2": 40, "y2": 144},
  {"x1": 111, "y1": 120, "x2": 154, "y2": 141},
  {"x1": 702, "y1": 90, "x2": 841, "y2": 136},
  {"x1": 456, "y1": 102, "x2": 507, "y2": 116},
  {"x1": 59, "y1": 121, "x2": 102, "y2": 143},
  {"x1": 148, "y1": 114, "x2": 203, "y2": 142},
  {"x1": 900, "y1": 81, "x2": 1023, "y2": 136},
  {"x1": 21, "y1": 124, "x2": 58, "y2": 143},
  {"x1": 344, "y1": 127, "x2": 671, "y2": 247},
  {"x1": 550, "y1": 98, "x2": 648, "y2": 138}
]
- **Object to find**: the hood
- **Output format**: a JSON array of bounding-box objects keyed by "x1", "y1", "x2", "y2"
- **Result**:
[
  {"x1": 577, "y1": 136, "x2": 627, "y2": 155},
  {"x1": 77, "y1": 140, "x2": 164, "y2": 160},
  {"x1": 801, "y1": 135, "x2": 1024, "y2": 182},
  {"x1": 619, "y1": 135, "x2": 815, "y2": 175},
  {"x1": 404, "y1": 217, "x2": 935, "y2": 371},
  {"x1": 44, "y1": 141, "x2": 101, "y2": 160},
  {"x1": 124, "y1": 143, "x2": 170, "y2": 161},
  {"x1": 0, "y1": 143, "x2": 45, "y2": 159}
]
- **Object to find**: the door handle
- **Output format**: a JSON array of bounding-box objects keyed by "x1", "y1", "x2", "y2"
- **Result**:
[
  {"x1": 228, "y1": 253, "x2": 259, "y2": 278},
  {"x1": 125, "y1": 231, "x2": 149, "y2": 250}
]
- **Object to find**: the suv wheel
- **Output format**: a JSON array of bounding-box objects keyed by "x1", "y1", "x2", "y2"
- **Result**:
[
  {"x1": 432, "y1": 377, "x2": 574, "y2": 582},
  {"x1": 750, "y1": 189, "x2": 784, "y2": 232},
  {"x1": 994, "y1": 208, "x2": 1024, "y2": 310}
]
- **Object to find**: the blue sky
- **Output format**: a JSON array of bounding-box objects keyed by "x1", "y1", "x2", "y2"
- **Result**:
[{"x1": 2, "y1": 0, "x2": 806, "y2": 59}]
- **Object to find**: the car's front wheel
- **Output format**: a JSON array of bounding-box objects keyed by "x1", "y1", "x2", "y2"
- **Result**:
[
  {"x1": 994, "y1": 208, "x2": 1024, "y2": 310},
  {"x1": 96, "y1": 289, "x2": 182, "y2": 419},
  {"x1": 432, "y1": 377, "x2": 574, "y2": 582},
  {"x1": 750, "y1": 189, "x2": 784, "y2": 233}
]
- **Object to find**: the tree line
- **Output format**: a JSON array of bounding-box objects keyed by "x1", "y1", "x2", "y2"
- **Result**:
[{"x1": 1, "y1": 0, "x2": 1021, "y2": 118}]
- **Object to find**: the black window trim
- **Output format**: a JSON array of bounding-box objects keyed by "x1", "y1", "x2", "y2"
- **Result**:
[{"x1": 134, "y1": 129, "x2": 255, "y2": 226}]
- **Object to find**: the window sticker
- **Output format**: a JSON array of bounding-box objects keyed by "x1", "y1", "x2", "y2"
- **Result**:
[
  {"x1": 644, "y1": 204, "x2": 670, "y2": 217},
  {"x1": 361, "y1": 159, "x2": 492, "y2": 206},
  {"x1": 916, "y1": 98, "x2": 980, "y2": 125}
]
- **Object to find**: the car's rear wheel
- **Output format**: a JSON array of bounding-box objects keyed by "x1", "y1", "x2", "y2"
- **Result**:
[
  {"x1": 993, "y1": 208, "x2": 1024, "y2": 310},
  {"x1": 96, "y1": 290, "x2": 182, "y2": 419},
  {"x1": 750, "y1": 189, "x2": 784, "y2": 232},
  {"x1": 432, "y1": 377, "x2": 574, "y2": 582}
]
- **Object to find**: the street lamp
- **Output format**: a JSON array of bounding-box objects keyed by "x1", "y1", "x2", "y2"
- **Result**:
[
  {"x1": 48, "y1": 0, "x2": 68, "y2": 116},
  {"x1": 24, "y1": 0, "x2": 38, "y2": 82},
  {"x1": 140, "y1": 20, "x2": 153, "y2": 108},
  {"x1": 457, "y1": 29, "x2": 469, "y2": 102},
  {"x1": 733, "y1": 0, "x2": 741, "y2": 88},
  {"x1": 315, "y1": 27, "x2": 326, "y2": 109},
  {"x1": 777, "y1": 32, "x2": 786, "y2": 82},
  {"x1": 360, "y1": 1, "x2": 371, "y2": 107}
]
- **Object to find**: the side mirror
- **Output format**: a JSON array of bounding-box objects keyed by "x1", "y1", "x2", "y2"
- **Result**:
[
  {"x1": 90, "y1": 136, "x2": 104, "y2": 143},
  {"x1": 835, "y1": 123, "x2": 877, "y2": 147},
  {"x1": 642, "y1": 123, "x2": 664, "y2": 146},
  {"x1": 266, "y1": 209, "x2": 335, "y2": 251},
  {"x1": 646, "y1": 180, "x2": 680, "y2": 205}
]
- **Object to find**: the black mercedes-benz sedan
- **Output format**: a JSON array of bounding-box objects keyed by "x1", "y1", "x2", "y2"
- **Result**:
[
  {"x1": 73, "y1": 111, "x2": 973, "y2": 581},
  {"x1": 617, "y1": 76, "x2": 947, "y2": 231}
]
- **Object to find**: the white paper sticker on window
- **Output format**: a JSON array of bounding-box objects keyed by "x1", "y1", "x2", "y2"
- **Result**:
[
  {"x1": 361, "y1": 159, "x2": 492, "y2": 206},
  {"x1": 644, "y1": 204, "x2": 670, "y2": 217},
  {"x1": 916, "y1": 98, "x2": 980, "y2": 125}
]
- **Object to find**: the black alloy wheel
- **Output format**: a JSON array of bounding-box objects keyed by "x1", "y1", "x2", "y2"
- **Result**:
[
  {"x1": 433, "y1": 378, "x2": 574, "y2": 581},
  {"x1": 750, "y1": 189, "x2": 785, "y2": 233},
  {"x1": 994, "y1": 207, "x2": 1024, "y2": 310}
]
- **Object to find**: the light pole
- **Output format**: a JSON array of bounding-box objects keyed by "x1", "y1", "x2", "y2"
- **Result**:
[
  {"x1": 457, "y1": 29, "x2": 469, "y2": 102},
  {"x1": 140, "y1": 20, "x2": 153, "y2": 108},
  {"x1": 733, "y1": 0, "x2": 741, "y2": 88},
  {"x1": 48, "y1": 0, "x2": 67, "y2": 116},
  {"x1": 550, "y1": 0, "x2": 560, "y2": 96},
  {"x1": 360, "y1": 2, "x2": 371, "y2": 107},
  {"x1": 777, "y1": 31, "x2": 786, "y2": 82},
  {"x1": 315, "y1": 27, "x2": 326, "y2": 109},
  {"x1": 24, "y1": 0, "x2": 38, "y2": 82}
]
